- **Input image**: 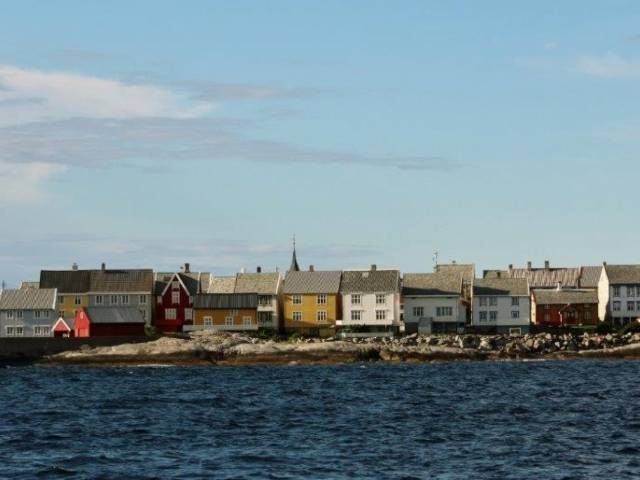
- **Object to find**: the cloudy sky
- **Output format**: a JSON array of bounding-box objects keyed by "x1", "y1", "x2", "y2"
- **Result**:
[{"x1": 1, "y1": 1, "x2": 640, "y2": 285}]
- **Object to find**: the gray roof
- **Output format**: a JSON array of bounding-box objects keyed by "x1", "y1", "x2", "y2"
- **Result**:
[
  {"x1": 533, "y1": 289, "x2": 598, "y2": 305},
  {"x1": 473, "y1": 278, "x2": 529, "y2": 296},
  {"x1": 207, "y1": 276, "x2": 237, "y2": 294},
  {"x1": 85, "y1": 307, "x2": 146, "y2": 324},
  {"x1": 0, "y1": 288, "x2": 57, "y2": 310},
  {"x1": 235, "y1": 272, "x2": 281, "y2": 295},
  {"x1": 341, "y1": 269, "x2": 400, "y2": 294},
  {"x1": 579, "y1": 266, "x2": 603, "y2": 288},
  {"x1": 435, "y1": 264, "x2": 474, "y2": 283},
  {"x1": 194, "y1": 293, "x2": 257, "y2": 309},
  {"x1": 54, "y1": 317, "x2": 76, "y2": 330},
  {"x1": 41, "y1": 268, "x2": 153, "y2": 293},
  {"x1": 20, "y1": 281, "x2": 40, "y2": 289},
  {"x1": 604, "y1": 265, "x2": 640, "y2": 285},
  {"x1": 484, "y1": 267, "x2": 580, "y2": 289},
  {"x1": 283, "y1": 271, "x2": 342, "y2": 294},
  {"x1": 40, "y1": 270, "x2": 91, "y2": 293},
  {"x1": 402, "y1": 273, "x2": 462, "y2": 296}
]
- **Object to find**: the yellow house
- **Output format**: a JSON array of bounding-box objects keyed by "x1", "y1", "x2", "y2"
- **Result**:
[
  {"x1": 282, "y1": 269, "x2": 342, "y2": 337},
  {"x1": 193, "y1": 293, "x2": 258, "y2": 332},
  {"x1": 40, "y1": 269, "x2": 91, "y2": 320}
]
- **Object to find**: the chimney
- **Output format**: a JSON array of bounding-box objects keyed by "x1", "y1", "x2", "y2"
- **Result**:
[
  {"x1": 72, "y1": 262, "x2": 78, "y2": 271},
  {"x1": 371, "y1": 264, "x2": 377, "y2": 271},
  {"x1": 544, "y1": 260, "x2": 550, "y2": 270},
  {"x1": 508, "y1": 264, "x2": 513, "y2": 270},
  {"x1": 309, "y1": 265, "x2": 314, "y2": 272},
  {"x1": 527, "y1": 261, "x2": 532, "y2": 271},
  {"x1": 184, "y1": 262, "x2": 191, "y2": 273},
  {"x1": 257, "y1": 266, "x2": 262, "y2": 273},
  {"x1": 101, "y1": 262, "x2": 105, "y2": 271}
]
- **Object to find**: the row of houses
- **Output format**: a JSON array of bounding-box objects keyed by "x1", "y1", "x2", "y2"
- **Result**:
[{"x1": 1, "y1": 249, "x2": 640, "y2": 338}]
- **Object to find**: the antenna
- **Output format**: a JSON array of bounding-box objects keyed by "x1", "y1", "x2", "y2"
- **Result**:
[{"x1": 433, "y1": 251, "x2": 439, "y2": 271}]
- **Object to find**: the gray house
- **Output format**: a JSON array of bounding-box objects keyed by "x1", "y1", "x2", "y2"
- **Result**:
[{"x1": 0, "y1": 287, "x2": 58, "y2": 337}]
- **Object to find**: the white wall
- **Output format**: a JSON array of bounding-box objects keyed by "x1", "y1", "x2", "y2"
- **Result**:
[
  {"x1": 471, "y1": 295, "x2": 530, "y2": 327},
  {"x1": 598, "y1": 269, "x2": 609, "y2": 321},
  {"x1": 404, "y1": 296, "x2": 465, "y2": 325},
  {"x1": 342, "y1": 292, "x2": 400, "y2": 325}
]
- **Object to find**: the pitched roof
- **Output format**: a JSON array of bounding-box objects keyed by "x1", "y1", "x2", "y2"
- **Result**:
[
  {"x1": 40, "y1": 270, "x2": 91, "y2": 293},
  {"x1": 0, "y1": 288, "x2": 57, "y2": 310},
  {"x1": 89, "y1": 269, "x2": 154, "y2": 293},
  {"x1": 85, "y1": 306, "x2": 146, "y2": 324},
  {"x1": 207, "y1": 276, "x2": 237, "y2": 294},
  {"x1": 484, "y1": 267, "x2": 580, "y2": 288},
  {"x1": 473, "y1": 278, "x2": 529, "y2": 296},
  {"x1": 283, "y1": 270, "x2": 342, "y2": 294},
  {"x1": 604, "y1": 264, "x2": 640, "y2": 285},
  {"x1": 533, "y1": 289, "x2": 598, "y2": 305},
  {"x1": 579, "y1": 266, "x2": 603, "y2": 288},
  {"x1": 435, "y1": 264, "x2": 474, "y2": 283},
  {"x1": 235, "y1": 272, "x2": 281, "y2": 295},
  {"x1": 402, "y1": 272, "x2": 462, "y2": 296},
  {"x1": 341, "y1": 269, "x2": 400, "y2": 294},
  {"x1": 194, "y1": 293, "x2": 257, "y2": 309}
]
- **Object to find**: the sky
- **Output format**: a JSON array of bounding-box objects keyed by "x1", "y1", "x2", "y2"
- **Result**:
[{"x1": 1, "y1": 1, "x2": 640, "y2": 286}]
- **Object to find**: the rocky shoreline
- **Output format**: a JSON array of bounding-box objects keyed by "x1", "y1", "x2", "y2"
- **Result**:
[{"x1": 40, "y1": 331, "x2": 640, "y2": 366}]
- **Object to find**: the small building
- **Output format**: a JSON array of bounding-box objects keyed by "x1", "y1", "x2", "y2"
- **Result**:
[
  {"x1": 234, "y1": 270, "x2": 282, "y2": 331},
  {"x1": 338, "y1": 266, "x2": 401, "y2": 337},
  {"x1": 532, "y1": 287, "x2": 598, "y2": 327},
  {"x1": 403, "y1": 272, "x2": 466, "y2": 334},
  {"x1": 193, "y1": 293, "x2": 258, "y2": 332},
  {"x1": 282, "y1": 268, "x2": 342, "y2": 337},
  {"x1": 52, "y1": 317, "x2": 75, "y2": 338},
  {"x1": 0, "y1": 287, "x2": 58, "y2": 337},
  {"x1": 598, "y1": 263, "x2": 640, "y2": 326},
  {"x1": 74, "y1": 306, "x2": 146, "y2": 337},
  {"x1": 472, "y1": 278, "x2": 531, "y2": 334}
]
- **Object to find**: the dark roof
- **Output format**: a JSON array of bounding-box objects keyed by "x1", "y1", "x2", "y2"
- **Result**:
[
  {"x1": 484, "y1": 267, "x2": 580, "y2": 288},
  {"x1": 473, "y1": 278, "x2": 529, "y2": 296},
  {"x1": 402, "y1": 273, "x2": 462, "y2": 296},
  {"x1": 579, "y1": 266, "x2": 603, "y2": 288},
  {"x1": 235, "y1": 272, "x2": 281, "y2": 295},
  {"x1": 154, "y1": 271, "x2": 207, "y2": 296},
  {"x1": 533, "y1": 289, "x2": 598, "y2": 305},
  {"x1": 194, "y1": 293, "x2": 258, "y2": 309},
  {"x1": 85, "y1": 307, "x2": 145, "y2": 324},
  {"x1": 341, "y1": 269, "x2": 400, "y2": 294},
  {"x1": 604, "y1": 265, "x2": 640, "y2": 285},
  {"x1": 40, "y1": 270, "x2": 91, "y2": 293},
  {"x1": 435, "y1": 264, "x2": 474, "y2": 283},
  {"x1": 0, "y1": 288, "x2": 57, "y2": 310},
  {"x1": 289, "y1": 247, "x2": 300, "y2": 272},
  {"x1": 283, "y1": 271, "x2": 342, "y2": 294}
]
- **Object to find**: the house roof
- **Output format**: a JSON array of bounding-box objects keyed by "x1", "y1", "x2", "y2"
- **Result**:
[
  {"x1": 484, "y1": 267, "x2": 580, "y2": 288},
  {"x1": 283, "y1": 270, "x2": 342, "y2": 294},
  {"x1": 194, "y1": 293, "x2": 257, "y2": 309},
  {"x1": 41, "y1": 268, "x2": 154, "y2": 293},
  {"x1": 0, "y1": 288, "x2": 57, "y2": 310},
  {"x1": 85, "y1": 306, "x2": 146, "y2": 324},
  {"x1": 341, "y1": 269, "x2": 400, "y2": 294},
  {"x1": 154, "y1": 271, "x2": 209, "y2": 296},
  {"x1": 579, "y1": 266, "x2": 603, "y2": 288},
  {"x1": 20, "y1": 281, "x2": 40, "y2": 289},
  {"x1": 533, "y1": 289, "x2": 598, "y2": 305},
  {"x1": 604, "y1": 264, "x2": 640, "y2": 285},
  {"x1": 207, "y1": 276, "x2": 237, "y2": 294},
  {"x1": 53, "y1": 317, "x2": 75, "y2": 331},
  {"x1": 235, "y1": 272, "x2": 281, "y2": 295},
  {"x1": 435, "y1": 264, "x2": 474, "y2": 283},
  {"x1": 402, "y1": 272, "x2": 462, "y2": 296},
  {"x1": 473, "y1": 278, "x2": 529, "y2": 296},
  {"x1": 40, "y1": 270, "x2": 91, "y2": 293}
]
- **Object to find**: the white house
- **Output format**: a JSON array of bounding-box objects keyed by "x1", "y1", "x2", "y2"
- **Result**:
[
  {"x1": 598, "y1": 263, "x2": 640, "y2": 326},
  {"x1": 338, "y1": 266, "x2": 401, "y2": 337},
  {"x1": 471, "y1": 277, "x2": 530, "y2": 334},
  {"x1": 403, "y1": 272, "x2": 466, "y2": 334},
  {"x1": 0, "y1": 287, "x2": 58, "y2": 337}
]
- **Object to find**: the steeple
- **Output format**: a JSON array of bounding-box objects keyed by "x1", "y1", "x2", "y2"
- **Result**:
[{"x1": 289, "y1": 235, "x2": 300, "y2": 272}]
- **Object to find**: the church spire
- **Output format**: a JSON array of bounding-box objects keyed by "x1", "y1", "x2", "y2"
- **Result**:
[{"x1": 289, "y1": 235, "x2": 300, "y2": 272}]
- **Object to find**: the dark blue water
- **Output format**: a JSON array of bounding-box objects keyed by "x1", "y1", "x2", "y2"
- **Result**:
[{"x1": 1, "y1": 361, "x2": 640, "y2": 479}]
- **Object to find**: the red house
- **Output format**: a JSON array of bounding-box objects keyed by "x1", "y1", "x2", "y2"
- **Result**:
[
  {"x1": 531, "y1": 288, "x2": 599, "y2": 327},
  {"x1": 153, "y1": 265, "x2": 210, "y2": 333},
  {"x1": 52, "y1": 318, "x2": 75, "y2": 338},
  {"x1": 74, "y1": 306, "x2": 146, "y2": 337}
]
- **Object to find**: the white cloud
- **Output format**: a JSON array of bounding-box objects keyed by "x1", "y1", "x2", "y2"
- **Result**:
[
  {"x1": 0, "y1": 161, "x2": 65, "y2": 204},
  {"x1": 575, "y1": 54, "x2": 640, "y2": 78}
]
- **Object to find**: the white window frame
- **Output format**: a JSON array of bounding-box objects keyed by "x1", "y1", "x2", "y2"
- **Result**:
[
  {"x1": 375, "y1": 309, "x2": 386, "y2": 321},
  {"x1": 413, "y1": 306, "x2": 424, "y2": 317},
  {"x1": 225, "y1": 316, "x2": 234, "y2": 326},
  {"x1": 242, "y1": 316, "x2": 253, "y2": 325},
  {"x1": 293, "y1": 311, "x2": 303, "y2": 322},
  {"x1": 120, "y1": 295, "x2": 129, "y2": 305},
  {"x1": 489, "y1": 311, "x2": 498, "y2": 321},
  {"x1": 351, "y1": 294, "x2": 361, "y2": 305},
  {"x1": 74, "y1": 296, "x2": 82, "y2": 306},
  {"x1": 171, "y1": 291, "x2": 180, "y2": 305},
  {"x1": 184, "y1": 308, "x2": 193, "y2": 321},
  {"x1": 95, "y1": 295, "x2": 103, "y2": 305},
  {"x1": 511, "y1": 310, "x2": 520, "y2": 319},
  {"x1": 316, "y1": 311, "x2": 327, "y2": 323},
  {"x1": 139, "y1": 295, "x2": 147, "y2": 304},
  {"x1": 292, "y1": 295, "x2": 302, "y2": 305},
  {"x1": 479, "y1": 311, "x2": 487, "y2": 322},
  {"x1": 203, "y1": 316, "x2": 213, "y2": 327},
  {"x1": 511, "y1": 297, "x2": 519, "y2": 306},
  {"x1": 165, "y1": 308, "x2": 177, "y2": 320},
  {"x1": 350, "y1": 310, "x2": 362, "y2": 321},
  {"x1": 316, "y1": 294, "x2": 327, "y2": 305},
  {"x1": 375, "y1": 294, "x2": 386, "y2": 305}
]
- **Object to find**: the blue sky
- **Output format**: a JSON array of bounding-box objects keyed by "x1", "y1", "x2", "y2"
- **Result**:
[{"x1": 1, "y1": 1, "x2": 640, "y2": 285}]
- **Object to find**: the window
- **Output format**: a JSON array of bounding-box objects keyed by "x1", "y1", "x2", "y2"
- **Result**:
[
  {"x1": 613, "y1": 301, "x2": 621, "y2": 312},
  {"x1": 6, "y1": 310, "x2": 13, "y2": 319},
  {"x1": 375, "y1": 294, "x2": 386, "y2": 305},
  {"x1": 511, "y1": 311, "x2": 520, "y2": 319},
  {"x1": 351, "y1": 294, "x2": 361, "y2": 305},
  {"x1": 225, "y1": 316, "x2": 234, "y2": 326},
  {"x1": 413, "y1": 306, "x2": 424, "y2": 317},
  {"x1": 511, "y1": 297, "x2": 519, "y2": 306},
  {"x1": 375, "y1": 310, "x2": 386, "y2": 321},
  {"x1": 111, "y1": 295, "x2": 118, "y2": 305},
  {"x1": 316, "y1": 311, "x2": 327, "y2": 323},
  {"x1": 184, "y1": 308, "x2": 192, "y2": 320},
  {"x1": 121, "y1": 295, "x2": 129, "y2": 305},
  {"x1": 35, "y1": 310, "x2": 41, "y2": 319},
  {"x1": 293, "y1": 311, "x2": 303, "y2": 322},
  {"x1": 43, "y1": 311, "x2": 50, "y2": 318},
  {"x1": 316, "y1": 294, "x2": 327, "y2": 305},
  {"x1": 203, "y1": 316, "x2": 213, "y2": 327},
  {"x1": 16, "y1": 311, "x2": 23, "y2": 319},
  {"x1": 242, "y1": 316, "x2": 253, "y2": 325},
  {"x1": 141, "y1": 310, "x2": 146, "y2": 320},
  {"x1": 544, "y1": 313, "x2": 550, "y2": 322},
  {"x1": 637, "y1": 287, "x2": 640, "y2": 297},
  {"x1": 613, "y1": 286, "x2": 621, "y2": 297},
  {"x1": 351, "y1": 310, "x2": 362, "y2": 321},
  {"x1": 544, "y1": 304, "x2": 550, "y2": 310},
  {"x1": 58, "y1": 296, "x2": 64, "y2": 305},
  {"x1": 258, "y1": 295, "x2": 271, "y2": 306},
  {"x1": 172, "y1": 281, "x2": 179, "y2": 290},
  {"x1": 489, "y1": 297, "x2": 498, "y2": 306},
  {"x1": 479, "y1": 311, "x2": 487, "y2": 322},
  {"x1": 95, "y1": 295, "x2": 103, "y2": 305},
  {"x1": 139, "y1": 295, "x2": 147, "y2": 304},
  {"x1": 292, "y1": 295, "x2": 302, "y2": 305},
  {"x1": 489, "y1": 311, "x2": 498, "y2": 321},
  {"x1": 171, "y1": 291, "x2": 180, "y2": 305},
  {"x1": 584, "y1": 311, "x2": 591, "y2": 320},
  {"x1": 436, "y1": 307, "x2": 453, "y2": 317},
  {"x1": 628, "y1": 301, "x2": 635, "y2": 311},
  {"x1": 34, "y1": 326, "x2": 50, "y2": 336},
  {"x1": 479, "y1": 297, "x2": 487, "y2": 306},
  {"x1": 74, "y1": 296, "x2": 82, "y2": 305},
  {"x1": 165, "y1": 308, "x2": 176, "y2": 320},
  {"x1": 6, "y1": 326, "x2": 23, "y2": 337},
  {"x1": 628, "y1": 286, "x2": 636, "y2": 297}
]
